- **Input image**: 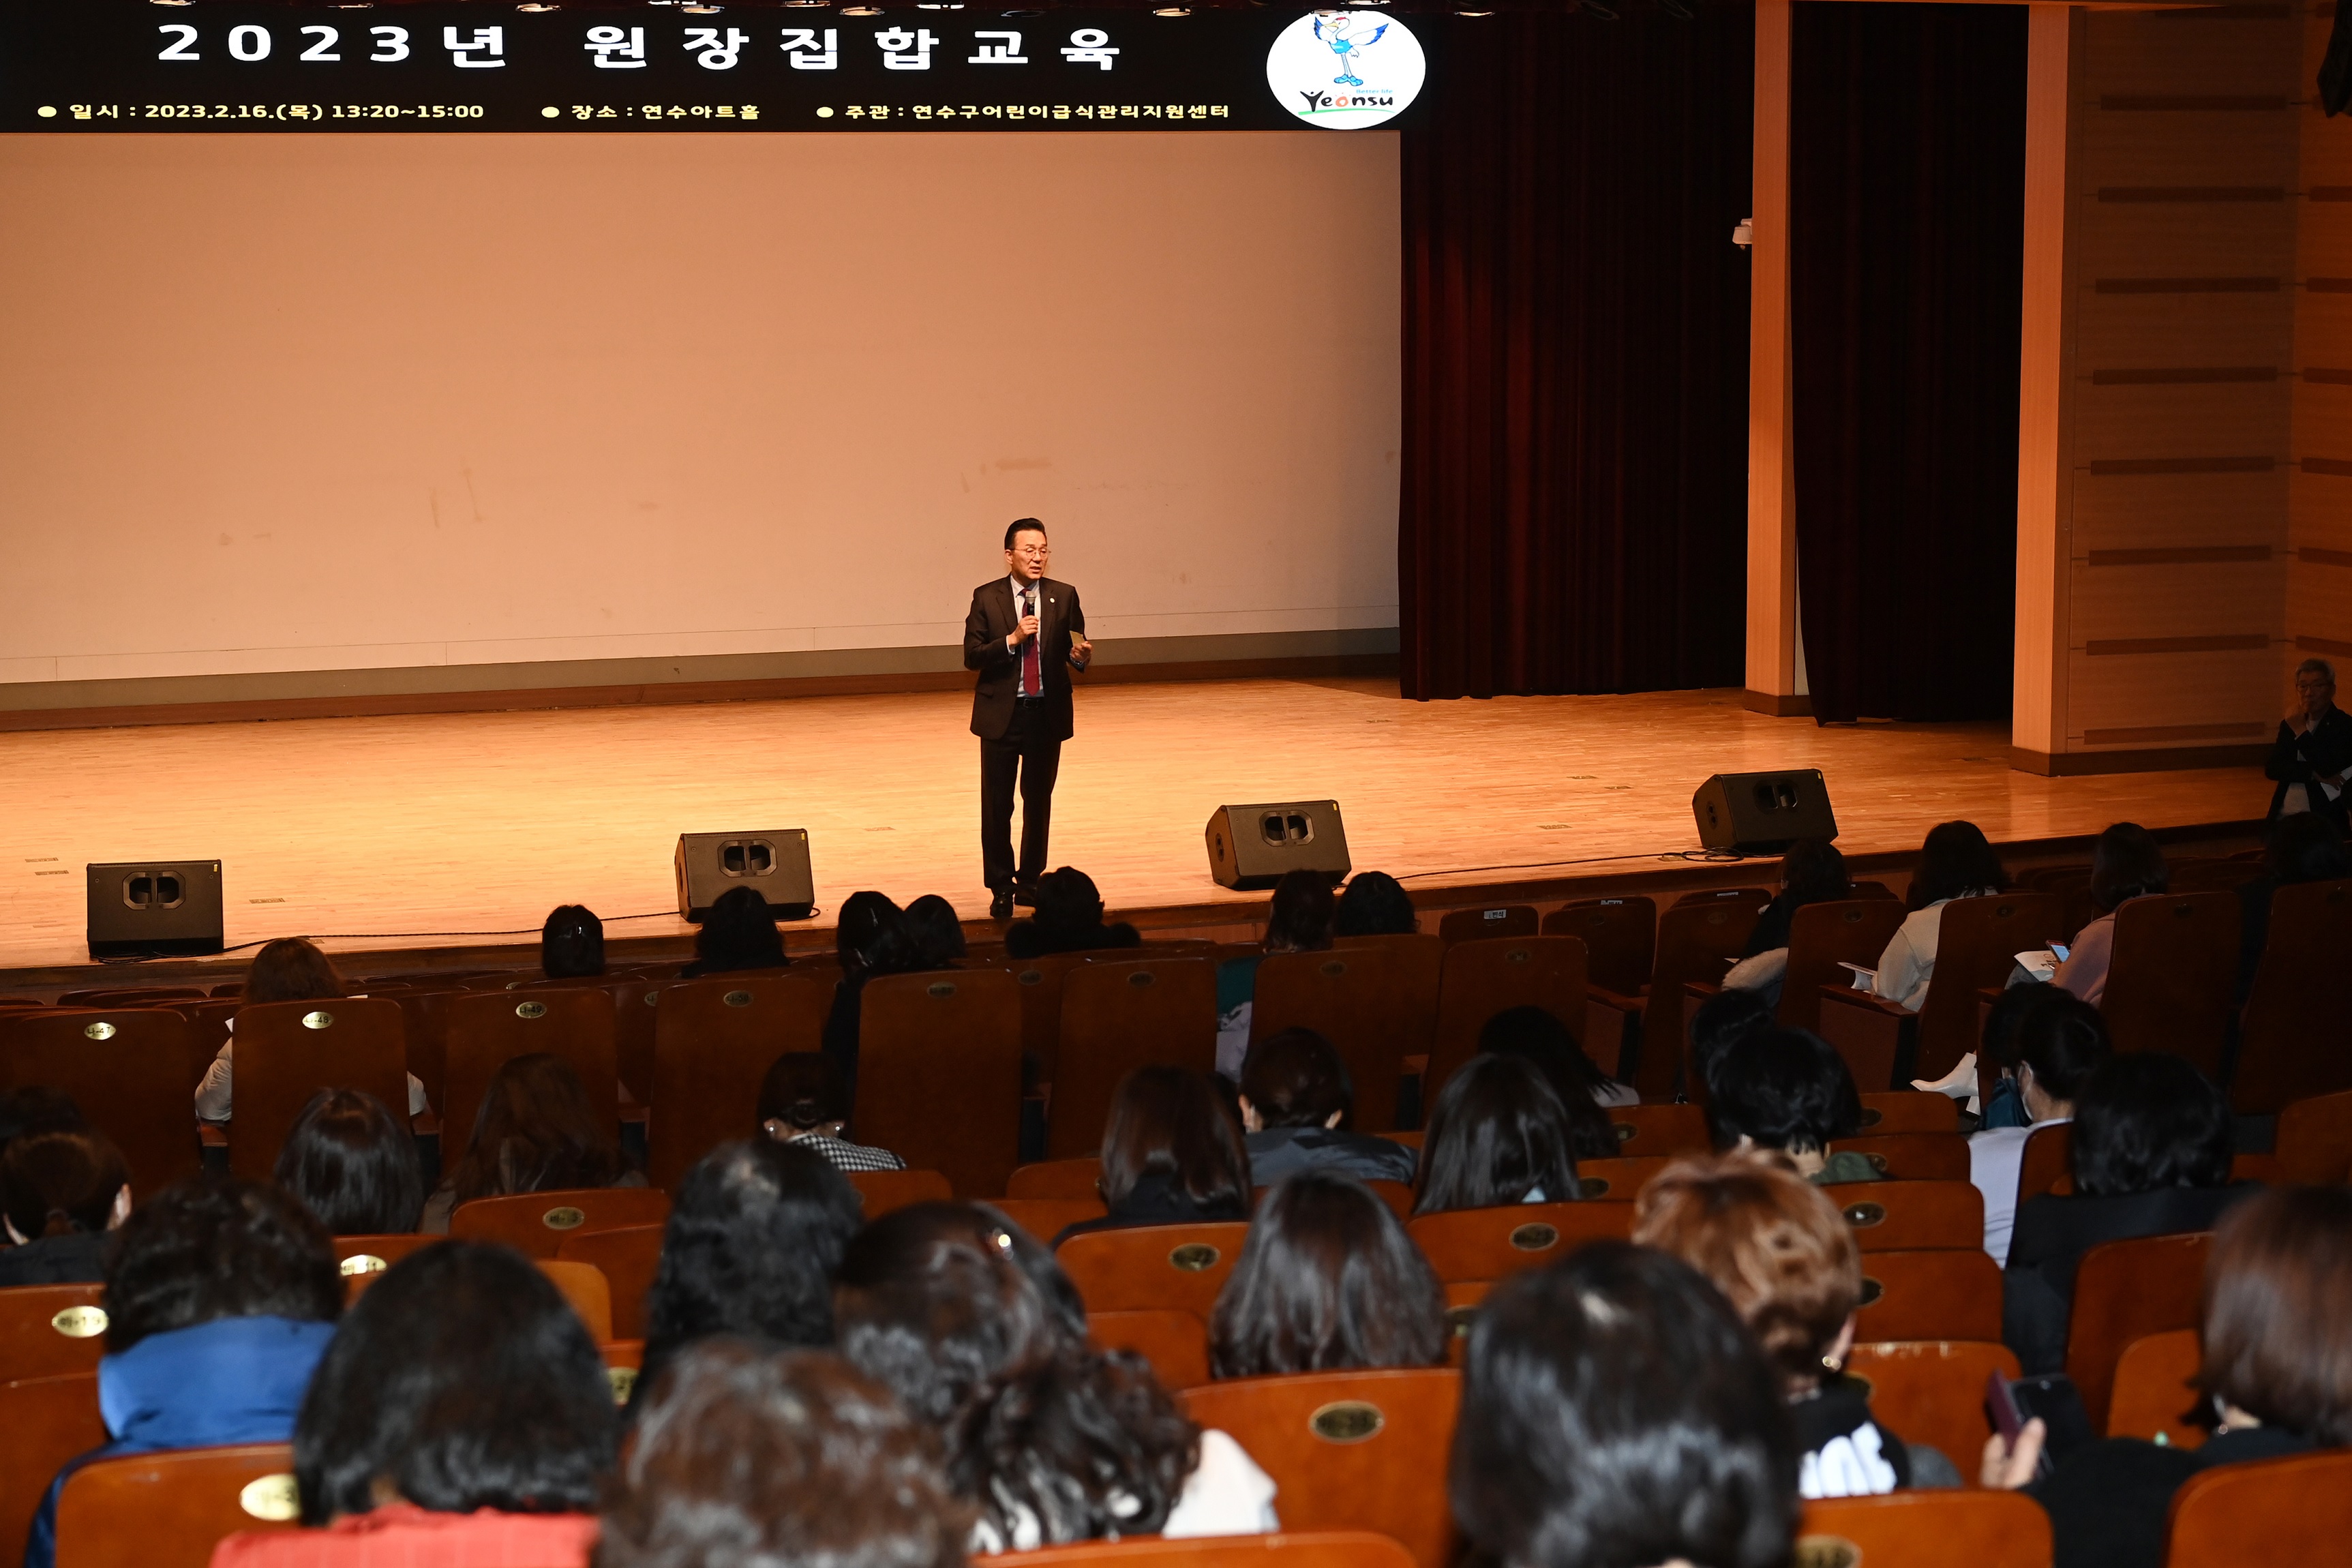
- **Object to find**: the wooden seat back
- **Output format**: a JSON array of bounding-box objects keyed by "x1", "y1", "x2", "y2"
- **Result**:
[
  {"x1": 1426, "y1": 936, "x2": 1590, "y2": 1110},
  {"x1": 993, "y1": 1533, "x2": 1418, "y2": 1568},
  {"x1": 1851, "y1": 1249, "x2": 2003, "y2": 1342},
  {"x1": 854, "y1": 970, "x2": 1023, "y2": 1198},
  {"x1": 2017, "y1": 1121, "x2": 2074, "y2": 1205},
  {"x1": 1008, "y1": 1158, "x2": 1102, "y2": 1200},
  {"x1": 1820, "y1": 1179, "x2": 1985, "y2": 1251},
  {"x1": 1055, "y1": 1222, "x2": 1251, "y2": 1317},
  {"x1": 2068, "y1": 1231, "x2": 2212, "y2": 1434},
  {"x1": 1780, "y1": 900, "x2": 1909, "y2": 1034},
  {"x1": 1858, "y1": 1090, "x2": 1962, "y2": 1133},
  {"x1": 2231, "y1": 880, "x2": 2352, "y2": 1113},
  {"x1": 440, "y1": 987, "x2": 619, "y2": 1160},
  {"x1": 1435, "y1": 905, "x2": 1537, "y2": 944},
  {"x1": 1832, "y1": 1131, "x2": 1970, "y2": 1182},
  {"x1": 168, "y1": 999, "x2": 241, "y2": 1094},
  {"x1": 1845, "y1": 1340, "x2": 2021, "y2": 1481},
  {"x1": 1799, "y1": 1490, "x2": 2051, "y2": 1568},
  {"x1": 2107, "y1": 1328, "x2": 2204, "y2": 1451},
  {"x1": 1571, "y1": 1154, "x2": 1674, "y2": 1201},
  {"x1": 2275, "y1": 1087, "x2": 2352, "y2": 1183},
  {"x1": 2102, "y1": 892, "x2": 2240, "y2": 1080},
  {"x1": 448, "y1": 1186, "x2": 672, "y2": 1260},
  {"x1": 1637, "y1": 893, "x2": 1766, "y2": 1100},
  {"x1": 55, "y1": 1443, "x2": 299, "y2": 1568},
  {"x1": 999, "y1": 952, "x2": 1096, "y2": 1086},
  {"x1": 1048, "y1": 959, "x2": 1218, "y2": 1159},
  {"x1": 2164, "y1": 1449, "x2": 2352, "y2": 1567},
  {"x1": 1088, "y1": 1308, "x2": 1209, "y2": 1391},
  {"x1": 1404, "y1": 1201, "x2": 1633, "y2": 1284},
  {"x1": 0, "y1": 1284, "x2": 108, "y2": 1383},
  {"x1": 1541, "y1": 896, "x2": 1657, "y2": 995},
  {"x1": 648, "y1": 976, "x2": 830, "y2": 1192},
  {"x1": 993, "y1": 1196, "x2": 1109, "y2": 1241},
  {"x1": 556, "y1": 1223, "x2": 665, "y2": 1343},
  {"x1": 1910, "y1": 894, "x2": 2064, "y2": 1083},
  {"x1": 55, "y1": 986, "x2": 206, "y2": 1009},
  {"x1": 0, "y1": 1372, "x2": 106, "y2": 1563},
  {"x1": 1605, "y1": 1102, "x2": 1709, "y2": 1158},
  {"x1": 1250, "y1": 937, "x2": 1443, "y2": 1135},
  {"x1": 1177, "y1": 1369, "x2": 1460, "y2": 1568},
  {"x1": 0, "y1": 1008, "x2": 202, "y2": 1197},
  {"x1": 537, "y1": 1258, "x2": 614, "y2": 1343},
  {"x1": 847, "y1": 1166, "x2": 954, "y2": 1219},
  {"x1": 228, "y1": 999, "x2": 408, "y2": 1181}
]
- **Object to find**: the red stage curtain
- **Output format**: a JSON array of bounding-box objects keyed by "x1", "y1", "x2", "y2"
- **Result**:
[
  {"x1": 1398, "y1": 10, "x2": 1755, "y2": 701},
  {"x1": 1789, "y1": 1, "x2": 2027, "y2": 724}
]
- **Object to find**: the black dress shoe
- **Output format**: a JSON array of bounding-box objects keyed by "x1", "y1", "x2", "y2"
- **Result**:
[{"x1": 990, "y1": 888, "x2": 1016, "y2": 920}]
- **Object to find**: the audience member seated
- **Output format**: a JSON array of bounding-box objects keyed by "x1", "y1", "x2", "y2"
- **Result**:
[
  {"x1": 599, "y1": 1339, "x2": 969, "y2": 1568},
  {"x1": 27, "y1": 1176, "x2": 342, "y2": 1568},
  {"x1": 2233, "y1": 810, "x2": 2350, "y2": 1003},
  {"x1": 1635, "y1": 1152, "x2": 1961, "y2": 1495},
  {"x1": 1703, "y1": 1027, "x2": 1873, "y2": 1184},
  {"x1": 757, "y1": 1051, "x2": 907, "y2": 1172},
  {"x1": 197, "y1": 937, "x2": 428, "y2": 1124},
  {"x1": 637, "y1": 1139, "x2": 864, "y2": 1406},
  {"x1": 1970, "y1": 991, "x2": 2109, "y2": 1265},
  {"x1": 1004, "y1": 866, "x2": 1143, "y2": 961},
  {"x1": 1215, "y1": 870, "x2": 1336, "y2": 1079},
  {"x1": 0, "y1": 1130, "x2": 129, "y2": 1285},
  {"x1": 273, "y1": 1087, "x2": 425, "y2": 1237},
  {"x1": 1986, "y1": 1184, "x2": 2352, "y2": 1568},
  {"x1": 821, "y1": 894, "x2": 931, "y2": 1113},
  {"x1": 215, "y1": 1241, "x2": 616, "y2": 1568},
  {"x1": 1412, "y1": 1054, "x2": 1583, "y2": 1216},
  {"x1": 422, "y1": 1052, "x2": 643, "y2": 1233},
  {"x1": 1234, "y1": 1027, "x2": 1416, "y2": 1184},
  {"x1": 2004, "y1": 1052, "x2": 2253, "y2": 1374},
  {"x1": 1334, "y1": 869, "x2": 1418, "y2": 937},
  {"x1": 1478, "y1": 1003, "x2": 1638, "y2": 1130},
  {"x1": 678, "y1": 885, "x2": 789, "y2": 978},
  {"x1": 904, "y1": 892, "x2": 969, "y2": 967},
  {"x1": 1055, "y1": 1067, "x2": 1251, "y2": 1243},
  {"x1": 1450, "y1": 1241, "x2": 1798, "y2": 1568},
  {"x1": 541, "y1": 903, "x2": 606, "y2": 980},
  {"x1": 1963, "y1": 979, "x2": 2064, "y2": 1128},
  {"x1": 2052, "y1": 822, "x2": 2168, "y2": 1007},
  {"x1": 1689, "y1": 986, "x2": 1777, "y2": 1100},
  {"x1": 0, "y1": 1085, "x2": 89, "y2": 1151},
  {"x1": 836, "y1": 1201, "x2": 1278, "y2": 1552},
  {"x1": 1871, "y1": 821, "x2": 2010, "y2": 1011},
  {"x1": 1208, "y1": 1169, "x2": 1446, "y2": 1378},
  {"x1": 1724, "y1": 838, "x2": 1852, "y2": 1003},
  {"x1": 2264, "y1": 654, "x2": 2352, "y2": 832}
]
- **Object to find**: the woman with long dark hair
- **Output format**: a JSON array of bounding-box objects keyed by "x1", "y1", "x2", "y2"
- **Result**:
[
  {"x1": 273, "y1": 1087, "x2": 425, "y2": 1236},
  {"x1": 1412, "y1": 1054, "x2": 1583, "y2": 1216},
  {"x1": 1869, "y1": 821, "x2": 2009, "y2": 1011},
  {"x1": 421, "y1": 1053, "x2": 639, "y2": 1233},
  {"x1": 1209, "y1": 1171, "x2": 1447, "y2": 1378},
  {"x1": 195, "y1": 937, "x2": 429, "y2": 1125},
  {"x1": 1055, "y1": 1066, "x2": 1250, "y2": 1243}
]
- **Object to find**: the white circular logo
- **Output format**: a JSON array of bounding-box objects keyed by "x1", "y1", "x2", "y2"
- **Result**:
[{"x1": 1266, "y1": 10, "x2": 1426, "y2": 130}]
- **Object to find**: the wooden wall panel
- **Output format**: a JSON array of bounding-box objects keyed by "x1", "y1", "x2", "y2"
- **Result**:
[
  {"x1": 2288, "y1": 0, "x2": 2352, "y2": 667},
  {"x1": 2067, "y1": 647, "x2": 2281, "y2": 743},
  {"x1": 2070, "y1": 204, "x2": 2296, "y2": 277},
  {"x1": 2077, "y1": 292, "x2": 2293, "y2": 369},
  {"x1": 2082, "y1": 9, "x2": 2304, "y2": 92},
  {"x1": 2071, "y1": 382, "x2": 2291, "y2": 459},
  {"x1": 2072, "y1": 469, "x2": 2290, "y2": 552},
  {"x1": 2069, "y1": 560, "x2": 2287, "y2": 643}
]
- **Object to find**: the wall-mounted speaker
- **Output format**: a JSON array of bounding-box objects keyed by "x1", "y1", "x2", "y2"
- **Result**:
[
  {"x1": 1205, "y1": 801, "x2": 1351, "y2": 890},
  {"x1": 1691, "y1": 770, "x2": 1838, "y2": 854},
  {"x1": 86, "y1": 860, "x2": 225, "y2": 960},
  {"x1": 674, "y1": 830, "x2": 815, "y2": 921}
]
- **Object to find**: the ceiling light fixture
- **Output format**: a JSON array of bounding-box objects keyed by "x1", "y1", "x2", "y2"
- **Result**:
[
  {"x1": 517, "y1": 3, "x2": 560, "y2": 11},
  {"x1": 841, "y1": 5, "x2": 881, "y2": 14},
  {"x1": 1152, "y1": 5, "x2": 1190, "y2": 14}
]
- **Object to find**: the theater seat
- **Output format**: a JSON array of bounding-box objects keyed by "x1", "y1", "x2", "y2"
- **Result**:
[
  {"x1": 0, "y1": 1372, "x2": 106, "y2": 1563},
  {"x1": 447, "y1": 1186, "x2": 672, "y2": 1259},
  {"x1": 994, "y1": 1197, "x2": 1109, "y2": 1242},
  {"x1": 1604, "y1": 1102, "x2": 1708, "y2": 1157},
  {"x1": 536, "y1": 1259, "x2": 614, "y2": 1344},
  {"x1": 228, "y1": 999, "x2": 409, "y2": 1182},
  {"x1": 1844, "y1": 1340, "x2": 2021, "y2": 1480},
  {"x1": 1850, "y1": 1250, "x2": 2003, "y2": 1344},
  {"x1": 1818, "y1": 1181, "x2": 1985, "y2": 1252},
  {"x1": 1857, "y1": 1091, "x2": 1963, "y2": 1134},
  {"x1": 0, "y1": 1284, "x2": 108, "y2": 1383},
  {"x1": 55, "y1": 1443, "x2": 299, "y2": 1568},
  {"x1": 1571, "y1": 1155, "x2": 1674, "y2": 1201},
  {"x1": 855, "y1": 969, "x2": 1023, "y2": 1197},
  {"x1": 1177, "y1": 1369, "x2": 1460, "y2": 1568},
  {"x1": 556, "y1": 1223, "x2": 664, "y2": 1342},
  {"x1": 2275, "y1": 1088, "x2": 2352, "y2": 1184},
  {"x1": 1831, "y1": 1132, "x2": 1970, "y2": 1182},
  {"x1": 1007, "y1": 1158, "x2": 1104, "y2": 1201},
  {"x1": 1799, "y1": 1490, "x2": 2051, "y2": 1568},
  {"x1": 2164, "y1": 1449, "x2": 2352, "y2": 1566},
  {"x1": 1087, "y1": 1308, "x2": 1209, "y2": 1391},
  {"x1": 2106, "y1": 1329, "x2": 2203, "y2": 1451},
  {"x1": 2066, "y1": 1232, "x2": 2210, "y2": 1434},
  {"x1": 1047, "y1": 958, "x2": 1218, "y2": 1160},
  {"x1": 993, "y1": 1532, "x2": 1417, "y2": 1568},
  {"x1": 1057, "y1": 1222, "x2": 1250, "y2": 1318},
  {"x1": 646, "y1": 976, "x2": 830, "y2": 1192},
  {"x1": 847, "y1": 1167, "x2": 953, "y2": 1218},
  {"x1": 1404, "y1": 1201, "x2": 1634, "y2": 1285},
  {"x1": 329, "y1": 1235, "x2": 437, "y2": 1283}
]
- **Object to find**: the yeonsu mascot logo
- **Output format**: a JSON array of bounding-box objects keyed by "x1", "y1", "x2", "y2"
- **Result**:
[{"x1": 1265, "y1": 10, "x2": 1427, "y2": 129}]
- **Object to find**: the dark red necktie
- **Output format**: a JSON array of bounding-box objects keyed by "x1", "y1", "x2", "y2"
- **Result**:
[{"x1": 1021, "y1": 587, "x2": 1042, "y2": 697}]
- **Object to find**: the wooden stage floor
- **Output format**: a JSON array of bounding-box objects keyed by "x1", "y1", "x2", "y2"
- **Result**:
[{"x1": 0, "y1": 679, "x2": 2270, "y2": 978}]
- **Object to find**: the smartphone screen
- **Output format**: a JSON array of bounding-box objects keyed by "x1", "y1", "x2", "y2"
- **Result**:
[{"x1": 2049, "y1": 943, "x2": 2070, "y2": 963}]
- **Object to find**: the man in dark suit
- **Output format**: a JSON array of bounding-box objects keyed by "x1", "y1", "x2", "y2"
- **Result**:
[
  {"x1": 2265, "y1": 657, "x2": 2352, "y2": 832},
  {"x1": 964, "y1": 518, "x2": 1091, "y2": 920}
]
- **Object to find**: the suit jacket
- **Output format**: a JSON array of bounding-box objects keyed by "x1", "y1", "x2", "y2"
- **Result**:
[
  {"x1": 2265, "y1": 706, "x2": 2352, "y2": 829},
  {"x1": 2002, "y1": 1182, "x2": 2257, "y2": 1374},
  {"x1": 965, "y1": 576, "x2": 1087, "y2": 741}
]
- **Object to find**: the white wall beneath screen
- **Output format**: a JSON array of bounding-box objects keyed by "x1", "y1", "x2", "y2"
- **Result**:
[{"x1": 0, "y1": 131, "x2": 1399, "y2": 686}]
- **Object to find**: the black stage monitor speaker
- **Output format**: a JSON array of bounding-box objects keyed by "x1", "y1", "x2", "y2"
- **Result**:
[
  {"x1": 86, "y1": 860, "x2": 224, "y2": 960},
  {"x1": 1205, "y1": 801, "x2": 1351, "y2": 891},
  {"x1": 1692, "y1": 770, "x2": 1838, "y2": 854},
  {"x1": 675, "y1": 830, "x2": 815, "y2": 922}
]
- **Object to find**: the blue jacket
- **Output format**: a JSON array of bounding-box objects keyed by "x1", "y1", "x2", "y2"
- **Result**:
[{"x1": 25, "y1": 1314, "x2": 336, "y2": 1568}]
